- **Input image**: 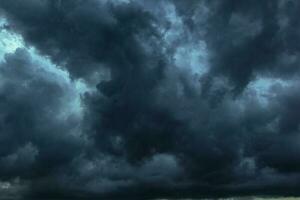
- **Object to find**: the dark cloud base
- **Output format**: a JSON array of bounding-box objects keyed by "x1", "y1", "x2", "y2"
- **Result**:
[{"x1": 1, "y1": 0, "x2": 300, "y2": 199}]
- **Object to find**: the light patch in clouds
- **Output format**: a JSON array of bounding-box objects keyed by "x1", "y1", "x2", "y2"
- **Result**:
[
  {"x1": 0, "y1": 19, "x2": 23, "y2": 60},
  {"x1": 174, "y1": 41, "x2": 208, "y2": 76},
  {"x1": 163, "y1": 1, "x2": 184, "y2": 44},
  {"x1": 0, "y1": 178, "x2": 28, "y2": 199},
  {"x1": 160, "y1": 1, "x2": 209, "y2": 77},
  {"x1": 247, "y1": 77, "x2": 293, "y2": 106}
]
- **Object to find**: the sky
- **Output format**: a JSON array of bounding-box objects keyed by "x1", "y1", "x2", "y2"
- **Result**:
[{"x1": 0, "y1": 0, "x2": 300, "y2": 199}]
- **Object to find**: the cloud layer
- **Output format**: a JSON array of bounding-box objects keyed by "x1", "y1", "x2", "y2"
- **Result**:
[{"x1": 1, "y1": 0, "x2": 300, "y2": 199}]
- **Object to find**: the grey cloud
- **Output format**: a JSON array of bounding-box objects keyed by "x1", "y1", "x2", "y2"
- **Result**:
[
  {"x1": 1, "y1": 0, "x2": 300, "y2": 199},
  {"x1": 0, "y1": 49, "x2": 83, "y2": 181}
]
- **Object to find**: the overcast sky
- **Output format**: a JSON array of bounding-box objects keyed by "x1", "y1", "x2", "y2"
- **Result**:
[{"x1": 0, "y1": 0, "x2": 300, "y2": 199}]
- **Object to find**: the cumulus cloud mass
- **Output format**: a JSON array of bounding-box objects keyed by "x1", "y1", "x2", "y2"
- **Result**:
[{"x1": 1, "y1": 0, "x2": 300, "y2": 199}]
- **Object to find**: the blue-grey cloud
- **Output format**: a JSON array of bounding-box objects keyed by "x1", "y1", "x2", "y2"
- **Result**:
[{"x1": 1, "y1": 0, "x2": 300, "y2": 199}]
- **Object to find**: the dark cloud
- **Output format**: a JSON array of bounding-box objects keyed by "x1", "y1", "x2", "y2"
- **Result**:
[
  {"x1": 0, "y1": 48, "x2": 85, "y2": 181},
  {"x1": 1, "y1": 0, "x2": 300, "y2": 199},
  {"x1": 175, "y1": 0, "x2": 300, "y2": 93},
  {"x1": 0, "y1": 0, "x2": 160, "y2": 82}
]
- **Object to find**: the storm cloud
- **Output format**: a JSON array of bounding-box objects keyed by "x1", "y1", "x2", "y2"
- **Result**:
[{"x1": 0, "y1": 0, "x2": 300, "y2": 199}]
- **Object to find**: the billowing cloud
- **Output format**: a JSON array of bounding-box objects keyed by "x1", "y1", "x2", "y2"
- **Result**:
[{"x1": 0, "y1": 0, "x2": 300, "y2": 199}]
